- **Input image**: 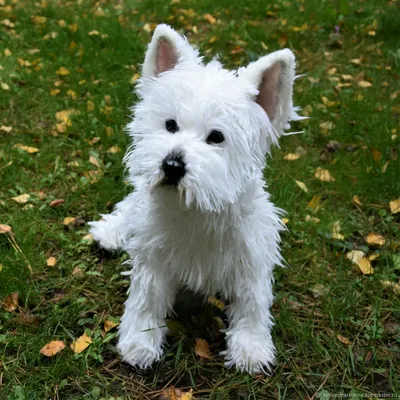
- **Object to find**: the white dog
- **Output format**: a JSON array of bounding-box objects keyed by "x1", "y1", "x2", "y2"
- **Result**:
[{"x1": 89, "y1": 24, "x2": 303, "y2": 373}]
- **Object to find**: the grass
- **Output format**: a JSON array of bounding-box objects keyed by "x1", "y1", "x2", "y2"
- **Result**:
[{"x1": 1, "y1": 0, "x2": 399, "y2": 398}]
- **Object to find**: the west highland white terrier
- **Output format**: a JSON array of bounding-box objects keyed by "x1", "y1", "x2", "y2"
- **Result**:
[{"x1": 89, "y1": 24, "x2": 303, "y2": 373}]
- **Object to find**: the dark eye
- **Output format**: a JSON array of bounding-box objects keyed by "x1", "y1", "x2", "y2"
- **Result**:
[
  {"x1": 206, "y1": 130, "x2": 225, "y2": 144},
  {"x1": 166, "y1": 119, "x2": 179, "y2": 133}
]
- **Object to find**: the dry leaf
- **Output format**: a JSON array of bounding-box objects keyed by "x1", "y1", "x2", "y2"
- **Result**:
[
  {"x1": 11, "y1": 194, "x2": 30, "y2": 204},
  {"x1": 67, "y1": 89, "x2": 77, "y2": 100},
  {"x1": 311, "y1": 284, "x2": 329, "y2": 297},
  {"x1": 70, "y1": 333, "x2": 92, "y2": 354},
  {"x1": 357, "y1": 258, "x2": 374, "y2": 275},
  {"x1": 130, "y1": 73, "x2": 140, "y2": 84},
  {"x1": 2, "y1": 292, "x2": 18, "y2": 312},
  {"x1": 371, "y1": 149, "x2": 382, "y2": 162},
  {"x1": 381, "y1": 280, "x2": 400, "y2": 295},
  {"x1": 1, "y1": 82, "x2": 10, "y2": 91},
  {"x1": 63, "y1": 217, "x2": 76, "y2": 225},
  {"x1": 346, "y1": 250, "x2": 365, "y2": 264},
  {"x1": 337, "y1": 335, "x2": 350, "y2": 345},
  {"x1": 159, "y1": 387, "x2": 193, "y2": 400},
  {"x1": 295, "y1": 180, "x2": 308, "y2": 193},
  {"x1": 0, "y1": 125, "x2": 12, "y2": 133},
  {"x1": 365, "y1": 233, "x2": 385, "y2": 246},
  {"x1": 50, "y1": 88, "x2": 60, "y2": 96},
  {"x1": 104, "y1": 319, "x2": 119, "y2": 332},
  {"x1": 4, "y1": 48, "x2": 12, "y2": 57},
  {"x1": 331, "y1": 221, "x2": 344, "y2": 240},
  {"x1": 87, "y1": 100, "x2": 95, "y2": 112},
  {"x1": 327, "y1": 67, "x2": 337, "y2": 75},
  {"x1": 72, "y1": 267, "x2": 84, "y2": 277},
  {"x1": 13, "y1": 144, "x2": 40, "y2": 153},
  {"x1": 284, "y1": 153, "x2": 300, "y2": 160},
  {"x1": 305, "y1": 215, "x2": 320, "y2": 223},
  {"x1": 0, "y1": 224, "x2": 12, "y2": 234},
  {"x1": 89, "y1": 155, "x2": 102, "y2": 169},
  {"x1": 57, "y1": 67, "x2": 70, "y2": 76},
  {"x1": 315, "y1": 168, "x2": 335, "y2": 182},
  {"x1": 49, "y1": 199, "x2": 65, "y2": 207},
  {"x1": 281, "y1": 218, "x2": 289, "y2": 225},
  {"x1": 319, "y1": 121, "x2": 335, "y2": 133},
  {"x1": 369, "y1": 254, "x2": 380, "y2": 261},
  {"x1": 82, "y1": 233, "x2": 93, "y2": 243},
  {"x1": 107, "y1": 146, "x2": 121, "y2": 154},
  {"x1": 46, "y1": 257, "x2": 57, "y2": 267},
  {"x1": 88, "y1": 30, "x2": 100, "y2": 36},
  {"x1": 389, "y1": 198, "x2": 400, "y2": 214},
  {"x1": 207, "y1": 296, "x2": 225, "y2": 310},
  {"x1": 358, "y1": 80, "x2": 372, "y2": 88},
  {"x1": 352, "y1": 195, "x2": 362, "y2": 206},
  {"x1": 351, "y1": 58, "x2": 362, "y2": 65},
  {"x1": 308, "y1": 195, "x2": 321, "y2": 211},
  {"x1": 40, "y1": 340, "x2": 65, "y2": 356},
  {"x1": 195, "y1": 338, "x2": 212, "y2": 359},
  {"x1": 105, "y1": 127, "x2": 114, "y2": 137}
]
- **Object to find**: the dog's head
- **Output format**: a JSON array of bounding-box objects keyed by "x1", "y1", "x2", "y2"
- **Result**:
[{"x1": 126, "y1": 24, "x2": 302, "y2": 212}]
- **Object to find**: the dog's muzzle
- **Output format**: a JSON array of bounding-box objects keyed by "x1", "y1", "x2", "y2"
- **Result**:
[{"x1": 161, "y1": 153, "x2": 186, "y2": 185}]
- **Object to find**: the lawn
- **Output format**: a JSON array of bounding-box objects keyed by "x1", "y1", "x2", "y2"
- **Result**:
[{"x1": 1, "y1": 0, "x2": 399, "y2": 399}]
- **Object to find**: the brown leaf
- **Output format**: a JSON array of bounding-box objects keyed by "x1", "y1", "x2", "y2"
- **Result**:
[
  {"x1": 365, "y1": 233, "x2": 385, "y2": 246},
  {"x1": 204, "y1": 13, "x2": 217, "y2": 24},
  {"x1": 159, "y1": 387, "x2": 193, "y2": 400},
  {"x1": 46, "y1": 257, "x2": 57, "y2": 267},
  {"x1": 337, "y1": 334, "x2": 351, "y2": 345},
  {"x1": 89, "y1": 155, "x2": 102, "y2": 169},
  {"x1": 49, "y1": 199, "x2": 65, "y2": 207},
  {"x1": 104, "y1": 319, "x2": 119, "y2": 332},
  {"x1": 0, "y1": 224, "x2": 12, "y2": 234},
  {"x1": 70, "y1": 333, "x2": 92, "y2": 354},
  {"x1": 195, "y1": 338, "x2": 212, "y2": 359},
  {"x1": 72, "y1": 267, "x2": 85, "y2": 277},
  {"x1": 63, "y1": 217, "x2": 76, "y2": 225},
  {"x1": 2, "y1": 292, "x2": 18, "y2": 312},
  {"x1": 40, "y1": 340, "x2": 65, "y2": 357}
]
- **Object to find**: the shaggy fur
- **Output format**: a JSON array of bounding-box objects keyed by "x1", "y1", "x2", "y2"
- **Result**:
[{"x1": 89, "y1": 24, "x2": 303, "y2": 373}]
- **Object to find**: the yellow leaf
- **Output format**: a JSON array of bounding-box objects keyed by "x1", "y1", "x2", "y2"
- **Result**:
[
  {"x1": 389, "y1": 198, "x2": 400, "y2": 214},
  {"x1": 107, "y1": 146, "x2": 121, "y2": 154},
  {"x1": 381, "y1": 280, "x2": 400, "y2": 295},
  {"x1": 346, "y1": 250, "x2": 365, "y2": 264},
  {"x1": 57, "y1": 67, "x2": 70, "y2": 76},
  {"x1": 319, "y1": 121, "x2": 335, "y2": 132},
  {"x1": 0, "y1": 224, "x2": 12, "y2": 234},
  {"x1": 1, "y1": 82, "x2": 10, "y2": 91},
  {"x1": 105, "y1": 127, "x2": 114, "y2": 137},
  {"x1": 327, "y1": 67, "x2": 337, "y2": 75},
  {"x1": 331, "y1": 221, "x2": 344, "y2": 240},
  {"x1": 88, "y1": 30, "x2": 100, "y2": 36},
  {"x1": 357, "y1": 258, "x2": 374, "y2": 275},
  {"x1": 208, "y1": 36, "x2": 217, "y2": 44},
  {"x1": 11, "y1": 194, "x2": 30, "y2": 204},
  {"x1": 82, "y1": 233, "x2": 93, "y2": 243},
  {"x1": 104, "y1": 319, "x2": 119, "y2": 332},
  {"x1": 130, "y1": 73, "x2": 140, "y2": 84},
  {"x1": 70, "y1": 333, "x2": 92, "y2": 354},
  {"x1": 89, "y1": 155, "x2": 102, "y2": 169},
  {"x1": 207, "y1": 296, "x2": 225, "y2": 310},
  {"x1": 204, "y1": 13, "x2": 217, "y2": 24},
  {"x1": 337, "y1": 335, "x2": 350, "y2": 345},
  {"x1": 281, "y1": 218, "x2": 289, "y2": 224},
  {"x1": 284, "y1": 153, "x2": 300, "y2": 160},
  {"x1": 0, "y1": 125, "x2": 12, "y2": 133},
  {"x1": 371, "y1": 149, "x2": 382, "y2": 162},
  {"x1": 351, "y1": 58, "x2": 362, "y2": 65},
  {"x1": 308, "y1": 195, "x2": 321, "y2": 211},
  {"x1": 69, "y1": 23, "x2": 78, "y2": 32},
  {"x1": 352, "y1": 195, "x2": 362, "y2": 206},
  {"x1": 195, "y1": 338, "x2": 212, "y2": 359},
  {"x1": 315, "y1": 167, "x2": 335, "y2": 182},
  {"x1": 40, "y1": 340, "x2": 65, "y2": 357},
  {"x1": 358, "y1": 80, "x2": 372, "y2": 88},
  {"x1": 50, "y1": 88, "x2": 60, "y2": 96},
  {"x1": 295, "y1": 180, "x2": 308, "y2": 193},
  {"x1": 2, "y1": 292, "x2": 18, "y2": 312},
  {"x1": 305, "y1": 215, "x2": 320, "y2": 223},
  {"x1": 369, "y1": 254, "x2": 380, "y2": 261},
  {"x1": 87, "y1": 100, "x2": 95, "y2": 112},
  {"x1": 4, "y1": 48, "x2": 12, "y2": 57},
  {"x1": 63, "y1": 217, "x2": 76, "y2": 225},
  {"x1": 341, "y1": 74, "x2": 353, "y2": 81},
  {"x1": 365, "y1": 233, "x2": 385, "y2": 246},
  {"x1": 55, "y1": 109, "x2": 78, "y2": 124},
  {"x1": 32, "y1": 15, "x2": 47, "y2": 25},
  {"x1": 159, "y1": 387, "x2": 193, "y2": 400},
  {"x1": 13, "y1": 144, "x2": 40, "y2": 153},
  {"x1": 46, "y1": 257, "x2": 57, "y2": 267},
  {"x1": 67, "y1": 89, "x2": 77, "y2": 100},
  {"x1": 321, "y1": 96, "x2": 338, "y2": 107}
]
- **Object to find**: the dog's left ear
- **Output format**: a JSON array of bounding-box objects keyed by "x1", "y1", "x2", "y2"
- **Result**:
[
  {"x1": 142, "y1": 24, "x2": 199, "y2": 78},
  {"x1": 239, "y1": 49, "x2": 300, "y2": 136}
]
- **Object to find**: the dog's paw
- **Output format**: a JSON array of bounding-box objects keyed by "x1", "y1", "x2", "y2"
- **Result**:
[
  {"x1": 117, "y1": 334, "x2": 163, "y2": 369},
  {"x1": 88, "y1": 219, "x2": 123, "y2": 252},
  {"x1": 222, "y1": 331, "x2": 276, "y2": 374}
]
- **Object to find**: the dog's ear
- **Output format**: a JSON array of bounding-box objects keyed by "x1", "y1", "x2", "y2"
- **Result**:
[
  {"x1": 142, "y1": 24, "x2": 199, "y2": 77},
  {"x1": 239, "y1": 49, "x2": 301, "y2": 136}
]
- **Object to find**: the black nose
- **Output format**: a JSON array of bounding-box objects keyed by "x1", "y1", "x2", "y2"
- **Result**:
[{"x1": 161, "y1": 154, "x2": 186, "y2": 185}]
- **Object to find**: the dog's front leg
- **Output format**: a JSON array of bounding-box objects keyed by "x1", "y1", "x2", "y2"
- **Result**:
[
  {"x1": 117, "y1": 260, "x2": 176, "y2": 369},
  {"x1": 223, "y1": 274, "x2": 276, "y2": 374}
]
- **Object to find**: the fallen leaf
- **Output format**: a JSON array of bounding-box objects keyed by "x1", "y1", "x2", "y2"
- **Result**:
[
  {"x1": 4, "y1": 48, "x2": 12, "y2": 57},
  {"x1": 72, "y1": 267, "x2": 84, "y2": 277},
  {"x1": 11, "y1": 194, "x2": 30, "y2": 204},
  {"x1": 389, "y1": 198, "x2": 400, "y2": 214},
  {"x1": 50, "y1": 88, "x2": 60, "y2": 96},
  {"x1": 40, "y1": 340, "x2": 65, "y2": 356},
  {"x1": 88, "y1": 30, "x2": 100, "y2": 36},
  {"x1": 281, "y1": 217, "x2": 289, "y2": 224},
  {"x1": 204, "y1": 13, "x2": 217, "y2": 24},
  {"x1": 105, "y1": 127, "x2": 114, "y2": 136},
  {"x1": 104, "y1": 319, "x2": 119, "y2": 332},
  {"x1": 371, "y1": 149, "x2": 382, "y2": 162},
  {"x1": 159, "y1": 387, "x2": 193, "y2": 400},
  {"x1": 295, "y1": 180, "x2": 308, "y2": 193},
  {"x1": 67, "y1": 89, "x2": 77, "y2": 100},
  {"x1": 327, "y1": 67, "x2": 337, "y2": 75},
  {"x1": 46, "y1": 257, "x2": 57, "y2": 267},
  {"x1": 63, "y1": 217, "x2": 76, "y2": 225},
  {"x1": 1, "y1": 82, "x2": 10, "y2": 91},
  {"x1": 13, "y1": 144, "x2": 40, "y2": 153},
  {"x1": 57, "y1": 67, "x2": 70, "y2": 76},
  {"x1": 319, "y1": 121, "x2": 335, "y2": 133},
  {"x1": 89, "y1": 155, "x2": 102, "y2": 169},
  {"x1": 130, "y1": 73, "x2": 140, "y2": 84},
  {"x1": 337, "y1": 335, "x2": 351, "y2": 345},
  {"x1": 369, "y1": 254, "x2": 380, "y2": 261},
  {"x1": 381, "y1": 280, "x2": 400, "y2": 295},
  {"x1": 305, "y1": 215, "x2": 320, "y2": 223},
  {"x1": 365, "y1": 233, "x2": 385, "y2": 246},
  {"x1": 207, "y1": 296, "x2": 225, "y2": 310},
  {"x1": 49, "y1": 199, "x2": 65, "y2": 207},
  {"x1": 315, "y1": 167, "x2": 335, "y2": 182},
  {"x1": 107, "y1": 146, "x2": 121, "y2": 154},
  {"x1": 70, "y1": 333, "x2": 92, "y2": 354},
  {"x1": 2, "y1": 292, "x2": 18, "y2": 312},
  {"x1": 284, "y1": 153, "x2": 300, "y2": 160},
  {"x1": 195, "y1": 338, "x2": 212, "y2": 359},
  {"x1": 0, "y1": 125, "x2": 12, "y2": 133},
  {"x1": 308, "y1": 195, "x2": 321, "y2": 211},
  {"x1": 331, "y1": 220, "x2": 344, "y2": 240},
  {"x1": 351, "y1": 58, "x2": 362, "y2": 65},
  {"x1": 311, "y1": 284, "x2": 329, "y2": 297},
  {"x1": 346, "y1": 250, "x2": 365, "y2": 264},
  {"x1": 0, "y1": 224, "x2": 12, "y2": 234},
  {"x1": 358, "y1": 80, "x2": 372, "y2": 88},
  {"x1": 357, "y1": 258, "x2": 374, "y2": 275}
]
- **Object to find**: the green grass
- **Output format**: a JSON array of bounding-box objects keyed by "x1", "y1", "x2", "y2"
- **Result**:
[{"x1": 1, "y1": 0, "x2": 399, "y2": 398}]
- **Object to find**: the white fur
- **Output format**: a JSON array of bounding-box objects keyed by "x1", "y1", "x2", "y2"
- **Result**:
[{"x1": 89, "y1": 24, "x2": 302, "y2": 373}]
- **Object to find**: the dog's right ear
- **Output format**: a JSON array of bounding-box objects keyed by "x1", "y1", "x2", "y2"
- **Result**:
[{"x1": 142, "y1": 24, "x2": 199, "y2": 77}]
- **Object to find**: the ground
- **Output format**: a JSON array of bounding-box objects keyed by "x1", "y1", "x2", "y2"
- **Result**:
[{"x1": 0, "y1": 0, "x2": 399, "y2": 399}]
